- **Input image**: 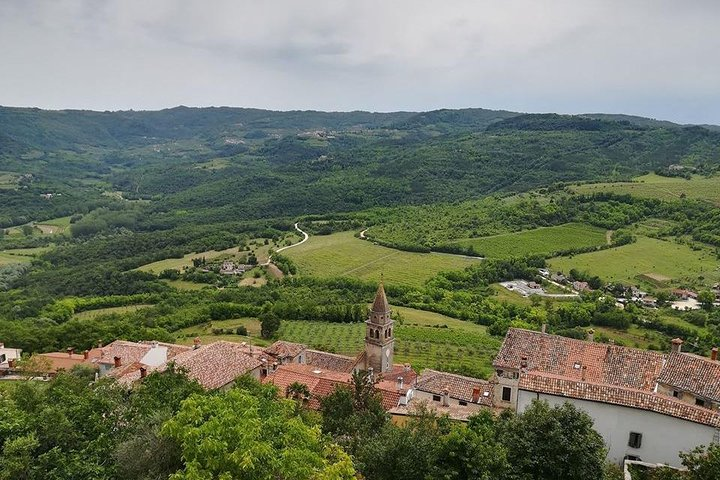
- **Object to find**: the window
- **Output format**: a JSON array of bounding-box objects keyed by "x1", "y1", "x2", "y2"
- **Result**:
[
  {"x1": 432, "y1": 395, "x2": 441, "y2": 402},
  {"x1": 459, "y1": 400, "x2": 468, "y2": 406},
  {"x1": 696, "y1": 398, "x2": 706, "y2": 408},
  {"x1": 628, "y1": 432, "x2": 643, "y2": 449},
  {"x1": 502, "y1": 386, "x2": 512, "y2": 402}
]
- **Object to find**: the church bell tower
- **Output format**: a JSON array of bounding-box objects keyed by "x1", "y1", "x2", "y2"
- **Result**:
[{"x1": 365, "y1": 280, "x2": 394, "y2": 374}]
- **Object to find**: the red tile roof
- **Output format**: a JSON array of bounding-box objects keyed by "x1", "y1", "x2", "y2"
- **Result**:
[
  {"x1": 306, "y1": 349, "x2": 357, "y2": 373},
  {"x1": 520, "y1": 373, "x2": 720, "y2": 428},
  {"x1": 264, "y1": 341, "x2": 306, "y2": 360},
  {"x1": 658, "y1": 352, "x2": 720, "y2": 403},
  {"x1": 169, "y1": 341, "x2": 262, "y2": 390},
  {"x1": 263, "y1": 363, "x2": 402, "y2": 410},
  {"x1": 415, "y1": 369, "x2": 493, "y2": 406},
  {"x1": 497, "y1": 329, "x2": 720, "y2": 427},
  {"x1": 37, "y1": 352, "x2": 96, "y2": 372},
  {"x1": 494, "y1": 328, "x2": 665, "y2": 390}
]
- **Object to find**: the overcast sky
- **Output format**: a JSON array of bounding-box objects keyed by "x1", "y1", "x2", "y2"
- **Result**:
[{"x1": 1, "y1": 0, "x2": 719, "y2": 124}]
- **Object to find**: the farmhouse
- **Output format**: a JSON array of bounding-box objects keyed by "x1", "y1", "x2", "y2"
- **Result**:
[
  {"x1": 0, "y1": 343, "x2": 22, "y2": 374},
  {"x1": 492, "y1": 328, "x2": 720, "y2": 467}
]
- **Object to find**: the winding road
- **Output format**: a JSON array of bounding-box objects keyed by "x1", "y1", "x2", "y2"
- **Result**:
[{"x1": 260, "y1": 222, "x2": 309, "y2": 266}]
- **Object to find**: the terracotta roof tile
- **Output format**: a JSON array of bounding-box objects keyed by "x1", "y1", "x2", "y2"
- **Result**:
[
  {"x1": 415, "y1": 369, "x2": 493, "y2": 406},
  {"x1": 520, "y1": 373, "x2": 720, "y2": 428},
  {"x1": 170, "y1": 341, "x2": 262, "y2": 389},
  {"x1": 494, "y1": 328, "x2": 665, "y2": 390},
  {"x1": 264, "y1": 341, "x2": 306, "y2": 359},
  {"x1": 306, "y1": 349, "x2": 357, "y2": 373},
  {"x1": 658, "y1": 352, "x2": 720, "y2": 402}
]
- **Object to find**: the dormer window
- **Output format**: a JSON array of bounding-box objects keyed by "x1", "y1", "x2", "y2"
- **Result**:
[{"x1": 573, "y1": 362, "x2": 581, "y2": 370}]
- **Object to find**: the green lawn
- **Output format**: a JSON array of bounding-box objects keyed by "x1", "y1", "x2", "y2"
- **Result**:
[
  {"x1": 172, "y1": 307, "x2": 500, "y2": 379},
  {"x1": 283, "y1": 231, "x2": 480, "y2": 288},
  {"x1": 573, "y1": 173, "x2": 720, "y2": 205},
  {"x1": 36, "y1": 216, "x2": 72, "y2": 234},
  {"x1": 548, "y1": 236, "x2": 720, "y2": 288},
  {"x1": 451, "y1": 223, "x2": 608, "y2": 258}
]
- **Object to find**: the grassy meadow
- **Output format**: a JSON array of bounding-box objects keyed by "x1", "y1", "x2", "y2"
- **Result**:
[
  {"x1": 74, "y1": 304, "x2": 154, "y2": 320},
  {"x1": 548, "y1": 236, "x2": 720, "y2": 288},
  {"x1": 572, "y1": 173, "x2": 720, "y2": 205},
  {"x1": 283, "y1": 231, "x2": 480, "y2": 287},
  {"x1": 0, "y1": 246, "x2": 51, "y2": 265},
  {"x1": 451, "y1": 223, "x2": 608, "y2": 258},
  {"x1": 136, "y1": 247, "x2": 242, "y2": 274}
]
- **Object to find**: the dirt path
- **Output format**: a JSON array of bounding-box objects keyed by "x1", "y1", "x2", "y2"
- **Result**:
[
  {"x1": 606, "y1": 230, "x2": 614, "y2": 245},
  {"x1": 359, "y1": 228, "x2": 368, "y2": 239}
]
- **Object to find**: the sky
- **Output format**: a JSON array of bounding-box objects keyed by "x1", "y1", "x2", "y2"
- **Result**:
[{"x1": 1, "y1": 0, "x2": 719, "y2": 124}]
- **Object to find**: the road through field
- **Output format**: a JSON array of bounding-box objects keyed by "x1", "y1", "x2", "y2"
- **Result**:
[{"x1": 261, "y1": 222, "x2": 309, "y2": 267}]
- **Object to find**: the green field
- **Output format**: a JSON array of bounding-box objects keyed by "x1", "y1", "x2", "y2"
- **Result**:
[
  {"x1": 0, "y1": 247, "x2": 50, "y2": 266},
  {"x1": 74, "y1": 304, "x2": 154, "y2": 320},
  {"x1": 283, "y1": 231, "x2": 479, "y2": 287},
  {"x1": 451, "y1": 223, "x2": 608, "y2": 258},
  {"x1": 548, "y1": 236, "x2": 720, "y2": 288},
  {"x1": 136, "y1": 247, "x2": 242, "y2": 274},
  {"x1": 573, "y1": 173, "x2": 720, "y2": 205},
  {"x1": 174, "y1": 307, "x2": 500, "y2": 378},
  {"x1": 36, "y1": 216, "x2": 72, "y2": 234}
]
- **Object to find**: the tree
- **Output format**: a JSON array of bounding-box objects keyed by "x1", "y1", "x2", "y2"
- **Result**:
[
  {"x1": 680, "y1": 443, "x2": 720, "y2": 480},
  {"x1": 260, "y1": 311, "x2": 281, "y2": 339},
  {"x1": 161, "y1": 385, "x2": 356, "y2": 480},
  {"x1": 698, "y1": 290, "x2": 716, "y2": 311},
  {"x1": 499, "y1": 400, "x2": 606, "y2": 480}
]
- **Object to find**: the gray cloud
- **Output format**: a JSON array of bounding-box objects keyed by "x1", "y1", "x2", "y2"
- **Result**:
[{"x1": 0, "y1": 0, "x2": 718, "y2": 123}]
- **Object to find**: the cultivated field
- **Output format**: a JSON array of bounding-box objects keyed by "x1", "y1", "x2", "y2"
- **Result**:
[
  {"x1": 283, "y1": 231, "x2": 479, "y2": 287},
  {"x1": 174, "y1": 307, "x2": 501, "y2": 378},
  {"x1": 548, "y1": 236, "x2": 720, "y2": 288},
  {"x1": 572, "y1": 173, "x2": 720, "y2": 205},
  {"x1": 35, "y1": 216, "x2": 72, "y2": 234},
  {"x1": 451, "y1": 223, "x2": 608, "y2": 258},
  {"x1": 0, "y1": 246, "x2": 50, "y2": 265},
  {"x1": 74, "y1": 304, "x2": 154, "y2": 320}
]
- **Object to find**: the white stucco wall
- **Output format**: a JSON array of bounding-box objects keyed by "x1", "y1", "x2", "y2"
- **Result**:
[{"x1": 517, "y1": 389, "x2": 719, "y2": 467}]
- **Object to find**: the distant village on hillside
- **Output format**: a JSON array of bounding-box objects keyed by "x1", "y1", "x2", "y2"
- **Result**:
[{"x1": 2, "y1": 282, "x2": 719, "y2": 471}]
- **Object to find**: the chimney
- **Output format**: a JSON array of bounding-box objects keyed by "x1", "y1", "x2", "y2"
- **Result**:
[
  {"x1": 272, "y1": 361, "x2": 278, "y2": 372},
  {"x1": 397, "y1": 376, "x2": 404, "y2": 391},
  {"x1": 367, "y1": 367, "x2": 374, "y2": 383},
  {"x1": 581, "y1": 365, "x2": 587, "y2": 382},
  {"x1": 472, "y1": 386, "x2": 481, "y2": 403},
  {"x1": 193, "y1": 337, "x2": 201, "y2": 350},
  {"x1": 404, "y1": 363, "x2": 411, "y2": 372},
  {"x1": 8, "y1": 359, "x2": 16, "y2": 368},
  {"x1": 67, "y1": 347, "x2": 75, "y2": 357},
  {"x1": 83, "y1": 350, "x2": 89, "y2": 360},
  {"x1": 520, "y1": 356, "x2": 528, "y2": 373},
  {"x1": 151, "y1": 340, "x2": 159, "y2": 349},
  {"x1": 587, "y1": 329, "x2": 595, "y2": 343},
  {"x1": 541, "y1": 323, "x2": 547, "y2": 334},
  {"x1": 442, "y1": 387, "x2": 450, "y2": 407},
  {"x1": 113, "y1": 356, "x2": 121, "y2": 368},
  {"x1": 671, "y1": 338, "x2": 683, "y2": 353},
  {"x1": 97, "y1": 340, "x2": 103, "y2": 348},
  {"x1": 711, "y1": 347, "x2": 718, "y2": 362},
  {"x1": 0, "y1": 342, "x2": 4, "y2": 349},
  {"x1": 140, "y1": 367, "x2": 147, "y2": 378}
]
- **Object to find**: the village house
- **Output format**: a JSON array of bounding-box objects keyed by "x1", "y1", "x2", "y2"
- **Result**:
[
  {"x1": 572, "y1": 280, "x2": 591, "y2": 292},
  {"x1": 672, "y1": 289, "x2": 698, "y2": 300},
  {"x1": 0, "y1": 343, "x2": 22, "y2": 375},
  {"x1": 491, "y1": 328, "x2": 720, "y2": 467}
]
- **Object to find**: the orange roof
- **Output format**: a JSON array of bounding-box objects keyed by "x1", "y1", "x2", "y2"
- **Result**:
[
  {"x1": 520, "y1": 373, "x2": 720, "y2": 428},
  {"x1": 494, "y1": 328, "x2": 665, "y2": 390},
  {"x1": 170, "y1": 341, "x2": 263, "y2": 390},
  {"x1": 264, "y1": 341, "x2": 306, "y2": 359},
  {"x1": 263, "y1": 363, "x2": 401, "y2": 410},
  {"x1": 37, "y1": 352, "x2": 95, "y2": 372},
  {"x1": 496, "y1": 328, "x2": 720, "y2": 427}
]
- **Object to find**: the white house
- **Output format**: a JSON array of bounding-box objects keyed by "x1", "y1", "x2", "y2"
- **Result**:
[{"x1": 493, "y1": 328, "x2": 720, "y2": 467}]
